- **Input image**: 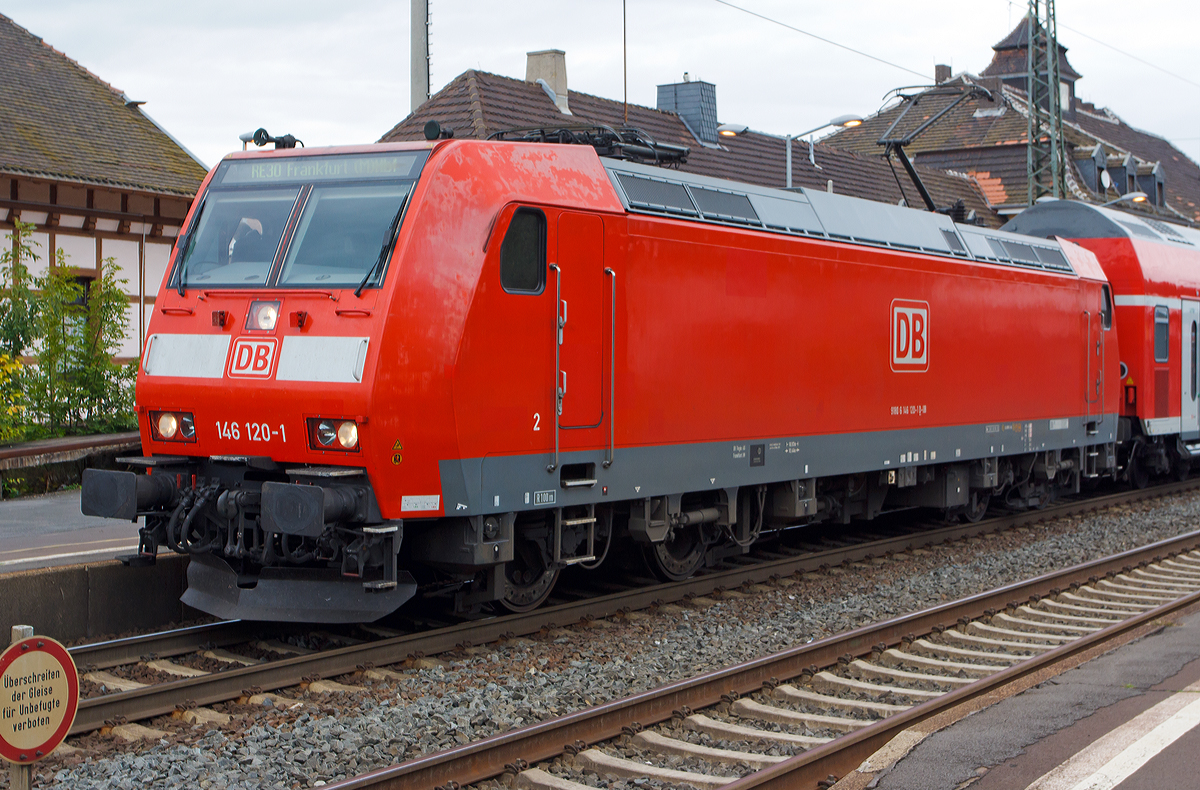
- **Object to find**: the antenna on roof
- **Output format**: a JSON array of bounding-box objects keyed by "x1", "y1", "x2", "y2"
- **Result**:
[{"x1": 239, "y1": 128, "x2": 304, "y2": 150}]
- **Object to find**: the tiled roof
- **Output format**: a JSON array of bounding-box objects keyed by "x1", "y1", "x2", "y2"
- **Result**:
[
  {"x1": 823, "y1": 83, "x2": 1030, "y2": 156},
  {"x1": 0, "y1": 14, "x2": 207, "y2": 196},
  {"x1": 826, "y1": 78, "x2": 1200, "y2": 222},
  {"x1": 380, "y1": 70, "x2": 1000, "y2": 226},
  {"x1": 1073, "y1": 109, "x2": 1200, "y2": 221}
]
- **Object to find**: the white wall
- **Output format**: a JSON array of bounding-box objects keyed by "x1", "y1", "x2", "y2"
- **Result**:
[
  {"x1": 117, "y1": 302, "x2": 143, "y2": 358},
  {"x1": 102, "y1": 239, "x2": 140, "y2": 295},
  {"x1": 8, "y1": 231, "x2": 53, "y2": 280},
  {"x1": 145, "y1": 241, "x2": 172, "y2": 294},
  {"x1": 55, "y1": 234, "x2": 97, "y2": 270}
]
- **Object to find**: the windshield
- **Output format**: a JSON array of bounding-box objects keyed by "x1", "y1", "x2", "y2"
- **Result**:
[
  {"x1": 278, "y1": 183, "x2": 412, "y2": 286},
  {"x1": 172, "y1": 150, "x2": 427, "y2": 291}
]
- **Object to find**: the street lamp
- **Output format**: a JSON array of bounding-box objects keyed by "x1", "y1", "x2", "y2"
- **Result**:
[
  {"x1": 1101, "y1": 191, "x2": 1148, "y2": 207},
  {"x1": 718, "y1": 115, "x2": 863, "y2": 188}
]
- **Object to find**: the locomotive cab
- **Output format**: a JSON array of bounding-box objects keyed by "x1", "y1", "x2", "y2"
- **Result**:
[{"x1": 82, "y1": 145, "x2": 436, "y2": 622}]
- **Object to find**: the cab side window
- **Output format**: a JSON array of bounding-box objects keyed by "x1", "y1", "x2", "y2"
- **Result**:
[
  {"x1": 1154, "y1": 306, "x2": 1169, "y2": 362},
  {"x1": 1101, "y1": 285, "x2": 1112, "y2": 330},
  {"x1": 500, "y1": 208, "x2": 546, "y2": 294}
]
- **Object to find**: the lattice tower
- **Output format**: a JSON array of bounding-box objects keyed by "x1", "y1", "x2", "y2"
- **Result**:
[{"x1": 1026, "y1": 0, "x2": 1067, "y2": 203}]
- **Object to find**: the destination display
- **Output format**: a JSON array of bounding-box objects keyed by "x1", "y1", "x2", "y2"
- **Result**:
[{"x1": 220, "y1": 151, "x2": 426, "y2": 185}]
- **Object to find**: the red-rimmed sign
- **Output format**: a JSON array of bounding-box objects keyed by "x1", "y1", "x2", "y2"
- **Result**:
[{"x1": 0, "y1": 636, "x2": 78, "y2": 764}]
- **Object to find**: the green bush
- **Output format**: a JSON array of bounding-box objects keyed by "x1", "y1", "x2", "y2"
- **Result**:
[
  {"x1": 0, "y1": 220, "x2": 137, "y2": 443},
  {"x1": 0, "y1": 353, "x2": 23, "y2": 445}
]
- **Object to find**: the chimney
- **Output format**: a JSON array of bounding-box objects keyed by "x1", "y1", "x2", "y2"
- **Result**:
[
  {"x1": 526, "y1": 50, "x2": 571, "y2": 114},
  {"x1": 657, "y1": 75, "x2": 718, "y2": 144},
  {"x1": 935, "y1": 64, "x2": 952, "y2": 84}
]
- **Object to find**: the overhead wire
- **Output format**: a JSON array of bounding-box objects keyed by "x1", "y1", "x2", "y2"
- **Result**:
[
  {"x1": 1003, "y1": 0, "x2": 1200, "y2": 91},
  {"x1": 711, "y1": 0, "x2": 928, "y2": 80}
]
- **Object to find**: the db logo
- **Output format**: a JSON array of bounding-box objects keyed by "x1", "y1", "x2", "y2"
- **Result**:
[
  {"x1": 228, "y1": 337, "x2": 278, "y2": 378},
  {"x1": 891, "y1": 299, "x2": 929, "y2": 372}
]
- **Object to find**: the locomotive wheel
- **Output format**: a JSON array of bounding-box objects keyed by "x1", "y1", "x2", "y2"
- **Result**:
[
  {"x1": 500, "y1": 537, "x2": 559, "y2": 613},
  {"x1": 1128, "y1": 447, "x2": 1151, "y2": 490},
  {"x1": 500, "y1": 565, "x2": 559, "y2": 612},
  {"x1": 962, "y1": 491, "x2": 990, "y2": 523},
  {"x1": 645, "y1": 525, "x2": 707, "y2": 582}
]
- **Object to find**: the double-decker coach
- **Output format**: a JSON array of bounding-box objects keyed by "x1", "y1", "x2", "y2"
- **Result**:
[{"x1": 1005, "y1": 201, "x2": 1200, "y2": 486}]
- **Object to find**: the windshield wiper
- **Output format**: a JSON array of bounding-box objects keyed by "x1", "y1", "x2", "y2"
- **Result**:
[
  {"x1": 355, "y1": 193, "x2": 409, "y2": 298},
  {"x1": 174, "y1": 201, "x2": 206, "y2": 296}
]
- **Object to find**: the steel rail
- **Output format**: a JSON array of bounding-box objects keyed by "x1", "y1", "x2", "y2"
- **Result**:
[
  {"x1": 69, "y1": 478, "x2": 1200, "y2": 734},
  {"x1": 727, "y1": 585, "x2": 1200, "y2": 789},
  {"x1": 319, "y1": 528, "x2": 1200, "y2": 789},
  {"x1": 68, "y1": 620, "x2": 259, "y2": 670}
]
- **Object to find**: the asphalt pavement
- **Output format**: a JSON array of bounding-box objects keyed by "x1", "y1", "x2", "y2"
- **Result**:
[{"x1": 0, "y1": 489, "x2": 141, "y2": 572}]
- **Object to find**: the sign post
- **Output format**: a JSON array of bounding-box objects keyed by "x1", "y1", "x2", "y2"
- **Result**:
[{"x1": 1, "y1": 625, "x2": 79, "y2": 789}]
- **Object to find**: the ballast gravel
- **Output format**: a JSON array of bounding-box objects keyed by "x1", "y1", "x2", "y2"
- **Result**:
[{"x1": 18, "y1": 490, "x2": 1200, "y2": 790}]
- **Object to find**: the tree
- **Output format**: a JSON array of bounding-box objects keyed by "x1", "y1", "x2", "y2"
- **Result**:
[
  {"x1": 0, "y1": 220, "x2": 137, "y2": 439},
  {"x1": 0, "y1": 220, "x2": 37, "y2": 358}
]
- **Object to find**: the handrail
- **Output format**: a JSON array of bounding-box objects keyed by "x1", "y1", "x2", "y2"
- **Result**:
[
  {"x1": 547, "y1": 264, "x2": 562, "y2": 473},
  {"x1": 604, "y1": 267, "x2": 616, "y2": 468}
]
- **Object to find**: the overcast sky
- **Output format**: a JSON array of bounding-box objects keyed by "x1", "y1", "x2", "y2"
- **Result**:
[{"x1": 8, "y1": 1, "x2": 1199, "y2": 169}]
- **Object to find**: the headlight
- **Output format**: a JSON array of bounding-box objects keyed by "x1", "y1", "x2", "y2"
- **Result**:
[
  {"x1": 151, "y1": 411, "x2": 196, "y2": 443},
  {"x1": 245, "y1": 300, "x2": 280, "y2": 331},
  {"x1": 316, "y1": 420, "x2": 337, "y2": 446},
  {"x1": 157, "y1": 412, "x2": 178, "y2": 439},
  {"x1": 336, "y1": 421, "x2": 358, "y2": 449},
  {"x1": 308, "y1": 418, "x2": 360, "y2": 452}
]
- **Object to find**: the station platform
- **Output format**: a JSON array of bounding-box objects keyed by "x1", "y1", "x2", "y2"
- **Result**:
[
  {"x1": 869, "y1": 606, "x2": 1200, "y2": 790},
  {"x1": 0, "y1": 489, "x2": 138, "y2": 573}
]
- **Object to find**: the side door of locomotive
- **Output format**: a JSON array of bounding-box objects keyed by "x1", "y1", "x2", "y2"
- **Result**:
[
  {"x1": 1182, "y1": 299, "x2": 1200, "y2": 439},
  {"x1": 555, "y1": 212, "x2": 605, "y2": 430}
]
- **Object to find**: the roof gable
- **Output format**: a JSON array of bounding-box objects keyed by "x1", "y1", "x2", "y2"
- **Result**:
[{"x1": 983, "y1": 15, "x2": 1080, "y2": 81}]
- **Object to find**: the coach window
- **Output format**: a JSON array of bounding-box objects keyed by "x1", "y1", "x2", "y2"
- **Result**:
[
  {"x1": 1101, "y1": 285, "x2": 1112, "y2": 329},
  {"x1": 1154, "y1": 306, "x2": 1170, "y2": 362},
  {"x1": 500, "y1": 208, "x2": 546, "y2": 294}
]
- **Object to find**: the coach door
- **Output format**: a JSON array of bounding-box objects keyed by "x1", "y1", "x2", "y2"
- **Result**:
[
  {"x1": 1183, "y1": 300, "x2": 1199, "y2": 439},
  {"x1": 555, "y1": 212, "x2": 605, "y2": 430}
]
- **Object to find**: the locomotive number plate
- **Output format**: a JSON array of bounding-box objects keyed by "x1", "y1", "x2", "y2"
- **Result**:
[{"x1": 215, "y1": 421, "x2": 288, "y2": 442}]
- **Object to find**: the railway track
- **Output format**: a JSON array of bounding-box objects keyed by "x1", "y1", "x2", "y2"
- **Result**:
[
  {"x1": 321, "y1": 525, "x2": 1200, "y2": 790},
  {"x1": 64, "y1": 478, "x2": 1200, "y2": 740}
]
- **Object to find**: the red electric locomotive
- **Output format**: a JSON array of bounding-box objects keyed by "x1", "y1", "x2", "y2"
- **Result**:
[
  {"x1": 1005, "y1": 201, "x2": 1200, "y2": 485},
  {"x1": 81, "y1": 134, "x2": 1120, "y2": 622}
]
